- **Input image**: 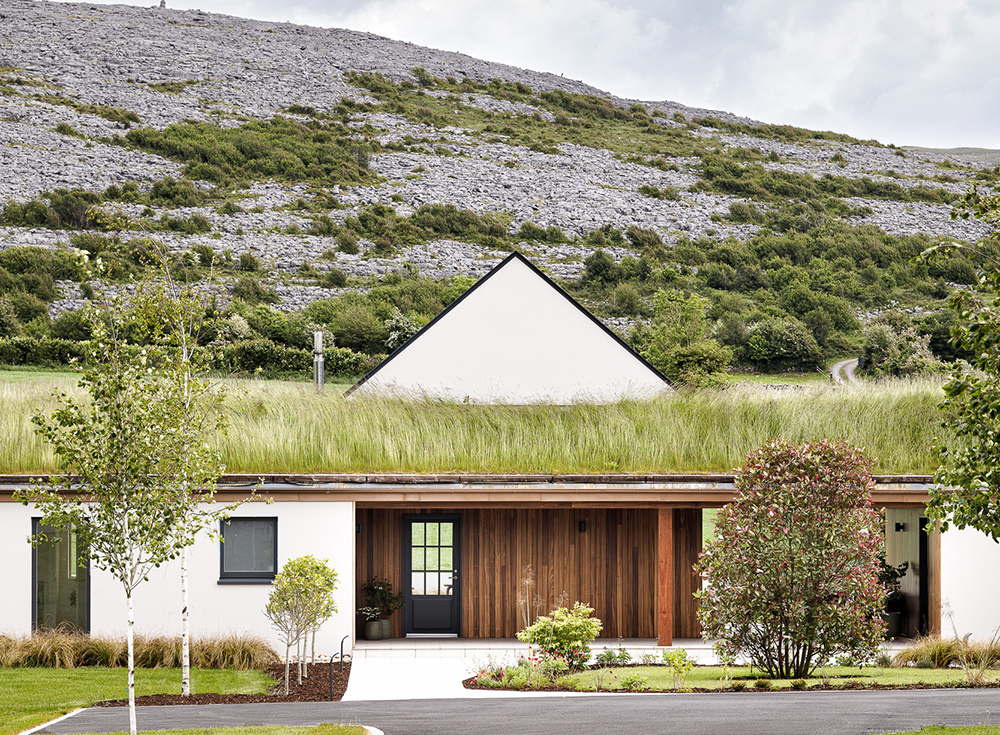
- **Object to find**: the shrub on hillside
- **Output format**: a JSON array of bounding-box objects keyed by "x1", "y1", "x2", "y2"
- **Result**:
[
  {"x1": 581, "y1": 249, "x2": 620, "y2": 286},
  {"x1": 625, "y1": 225, "x2": 666, "y2": 259},
  {"x1": 0, "y1": 296, "x2": 22, "y2": 337},
  {"x1": 232, "y1": 277, "x2": 278, "y2": 305},
  {"x1": 860, "y1": 319, "x2": 942, "y2": 377},
  {"x1": 741, "y1": 317, "x2": 824, "y2": 371}
]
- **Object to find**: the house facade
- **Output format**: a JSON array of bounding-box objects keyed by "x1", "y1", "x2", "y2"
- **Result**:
[
  {"x1": 4, "y1": 255, "x2": 998, "y2": 651},
  {"x1": 6, "y1": 472, "x2": 994, "y2": 654}
]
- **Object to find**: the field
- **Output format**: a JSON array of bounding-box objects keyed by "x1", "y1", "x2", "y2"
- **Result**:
[{"x1": 0, "y1": 370, "x2": 946, "y2": 474}]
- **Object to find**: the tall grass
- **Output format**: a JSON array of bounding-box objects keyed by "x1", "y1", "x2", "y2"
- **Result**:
[
  {"x1": 1, "y1": 376, "x2": 946, "y2": 474},
  {"x1": 894, "y1": 635, "x2": 1000, "y2": 670},
  {"x1": 0, "y1": 630, "x2": 279, "y2": 669},
  {"x1": 218, "y1": 378, "x2": 947, "y2": 474}
]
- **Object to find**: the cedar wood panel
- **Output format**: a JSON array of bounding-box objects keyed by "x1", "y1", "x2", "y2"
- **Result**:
[{"x1": 356, "y1": 507, "x2": 702, "y2": 639}]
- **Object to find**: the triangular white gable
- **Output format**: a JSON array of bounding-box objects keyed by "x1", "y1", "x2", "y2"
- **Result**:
[{"x1": 349, "y1": 253, "x2": 672, "y2": 404}]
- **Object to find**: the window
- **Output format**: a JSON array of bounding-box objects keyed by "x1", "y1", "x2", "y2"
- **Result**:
[{"x1": 219, "y1": 517, "x2": 277, "y2": 584}]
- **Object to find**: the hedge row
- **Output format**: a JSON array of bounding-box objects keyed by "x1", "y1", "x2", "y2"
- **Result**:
[
  {"x1": 0, "y1": 337, "x2": 87, "y2": 366},
  {"x1": 210, "y1": 339, "x2": 382, "y2": 378},
  {"x1": 0, "y1": 337, "x2": 381, "y2": 380}
]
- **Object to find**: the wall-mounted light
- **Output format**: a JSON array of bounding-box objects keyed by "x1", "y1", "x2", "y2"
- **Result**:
[
  {"x1": 895, "y1": 522, "x2": 906, "y2": 532},
  {"x1": 356, "y1": 523, "x2": 363, "y2": 534},
  {"x1": 579, "y1": 520, "x2": 587, "y2": 533}
]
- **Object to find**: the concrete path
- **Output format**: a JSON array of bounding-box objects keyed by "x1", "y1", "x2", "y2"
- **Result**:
[
  {"x1": 36, "y1": 689, "x2": 1000, "y2": 735},
  {"x1": 344, "y1": 638, "x2": 717, "y2": 700},
  {"x1": 831, "y1": 358, "x2": 860, "y2": 384}
]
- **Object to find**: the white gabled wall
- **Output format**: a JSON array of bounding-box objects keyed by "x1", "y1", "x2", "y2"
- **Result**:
[
  {"x1": 356, "y1": 255, "x2": 670, "y2": 403},
  {"x1": 2, "y1": 501, "x2": 356, "y2": 658},
  {"x1": 940, "y1": 525, "x2": 1000, "y2": 640}
]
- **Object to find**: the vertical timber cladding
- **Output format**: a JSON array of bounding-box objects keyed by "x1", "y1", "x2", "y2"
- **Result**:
[{"x1": 357, "y1": 507, "x2": 703, "y2": 638}]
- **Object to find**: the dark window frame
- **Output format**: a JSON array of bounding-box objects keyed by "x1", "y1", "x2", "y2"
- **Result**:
[
  {"x1": 218, "y1": 517, "x2": 277, "y2": 585},
  {"x1": 31, "y1": 518, "x2": 91, "y2": 632}
]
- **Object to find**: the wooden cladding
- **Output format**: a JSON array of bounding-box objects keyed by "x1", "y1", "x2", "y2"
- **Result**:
[
  {"x1": 672, "y1": 508, "x2": 702, "y2": 638},
  {"x1": 356, "y1": 506, "x2": 702, "y2": 639}
]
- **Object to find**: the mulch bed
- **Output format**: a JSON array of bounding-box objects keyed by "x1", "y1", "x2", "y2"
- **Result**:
[{"x1": 94, "y1": 662, "x2": 351, "y2": 706}]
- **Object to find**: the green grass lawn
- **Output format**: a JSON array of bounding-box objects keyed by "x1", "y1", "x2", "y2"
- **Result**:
[
  {"x1": 722, "y1": 369, "x2": 836, "y2": 386},
  {"x1": 0, "y1": 667, "x2": 271, "y2": 735},
  {"x1": 0, "y1": 366, "x2": 77, "y2": 383},
  {"x1": 559, "y1": 665, "x2": 1000, "y2": 692}
]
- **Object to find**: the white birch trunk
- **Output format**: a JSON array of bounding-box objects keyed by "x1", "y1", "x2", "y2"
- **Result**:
[
  {"x1": 284, "y1": 641, "x2": 291, "y2": 695},
  {"x1": 181, "y1": 545, "x2": 190, "y2": 696},
  {"x1": 297, "y1": 634, "x2": 303, "y2": 684},
  {"x1": 127, "y1": 591, "x2": 137, "y2": 735},
  {"x1": 310, "y1": 627, "x2": 317, "y2": 678}
]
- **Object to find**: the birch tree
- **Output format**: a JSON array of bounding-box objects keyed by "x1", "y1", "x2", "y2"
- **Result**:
[
  {"x1": 127, "y1": 272, "x2": 247, "y2": 698},
  {"x1": 18, "y1": 292, "x2": 213, "y2": 735}
]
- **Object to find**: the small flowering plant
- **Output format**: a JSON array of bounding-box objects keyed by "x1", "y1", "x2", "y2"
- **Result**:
[
  {"x1": 516, "y1": 602, "x2": 602, "y2": 669},
  {"x1": 357, "y1": 606, "x2": 381, "y2": 622}
]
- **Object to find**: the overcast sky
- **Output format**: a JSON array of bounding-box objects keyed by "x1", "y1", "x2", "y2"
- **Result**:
[{"x1": 66, "y1": 0, "x2": 1000, "y2": 149}]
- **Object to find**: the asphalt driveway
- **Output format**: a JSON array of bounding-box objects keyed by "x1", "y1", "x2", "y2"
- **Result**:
[{"x1": 38, "y1": 689, "x2": 1000, "y2": 735}]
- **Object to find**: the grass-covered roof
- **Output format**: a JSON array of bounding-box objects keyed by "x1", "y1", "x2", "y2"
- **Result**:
[{"x1": 1, "y1": 374, "x2": 945, "y2": 475}]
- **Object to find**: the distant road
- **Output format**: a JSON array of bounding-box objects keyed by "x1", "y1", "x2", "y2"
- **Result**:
[{"x1": 831, "y1": 358, "x2": 859, "y2": 384}]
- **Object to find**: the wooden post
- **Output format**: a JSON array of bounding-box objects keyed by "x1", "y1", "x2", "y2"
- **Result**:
[
  {"x1": 657, "y1": 507, "x2": 673, "y2": 646},
  {"x1": 928, "y1": 521, "x2": 942, "y2": 636}
]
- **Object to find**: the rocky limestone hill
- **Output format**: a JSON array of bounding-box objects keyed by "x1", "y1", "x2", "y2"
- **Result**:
[{"x1": 0, "y1": 0, "x2": 996, "y2": 335}]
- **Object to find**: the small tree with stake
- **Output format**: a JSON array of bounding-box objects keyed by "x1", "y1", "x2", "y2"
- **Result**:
[
  {"x1": 696, "y1": 439, "x2": 885, "y2": 679},
  {"x1": 265, "y1": 556, "x2": 338, "y2": 693}
]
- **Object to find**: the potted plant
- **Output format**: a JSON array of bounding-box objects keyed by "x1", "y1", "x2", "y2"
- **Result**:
[
  {"x1": 358, "y1": 606, "x2": 383, "y2": 640},
  {"x1": 879, "y1": 551, "x2": 909, "y2": 638},
  {"x1": 362, "y1": 576, "x2": 404, "y2": 639}
]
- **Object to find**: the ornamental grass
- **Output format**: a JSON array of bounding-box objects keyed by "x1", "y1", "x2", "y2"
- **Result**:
[{"x1": 0, "y1": 629, "x2": 278, "y2": 669}]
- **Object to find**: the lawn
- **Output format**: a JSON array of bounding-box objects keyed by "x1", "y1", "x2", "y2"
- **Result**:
[
  {"x1": 0, "y1": 366, "x2": 76, "y2": 383},
  {"x1": 557, "y1": 665, "x2": 1000, "y2": 692},
  {"x1": 0, "y1": 667, "x2": 271, "y2": 735}
]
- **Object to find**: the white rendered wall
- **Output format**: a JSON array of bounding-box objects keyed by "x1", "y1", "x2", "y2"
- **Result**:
[
  {"x1": 2, "y1": 501, "x2": 356, "y2": 658},
  {"x1": 940, "y1": 525, "x2": 1000, "y2": 639},
  {"x1": 0, "y1": 503, "x2": 38, "y2": 632},
  {"x1": 357, "y1": 256, "x2": 670, "y2": 403}
]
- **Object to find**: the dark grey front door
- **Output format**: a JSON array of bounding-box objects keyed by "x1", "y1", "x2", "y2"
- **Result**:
[{"x1": 403, "y1": 515, "x2": 461, "y2": 636}]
